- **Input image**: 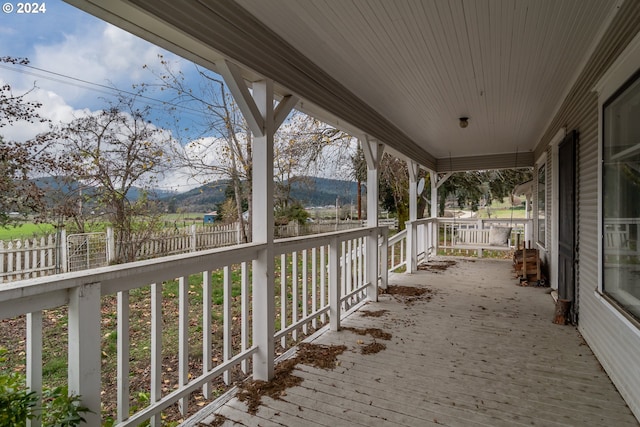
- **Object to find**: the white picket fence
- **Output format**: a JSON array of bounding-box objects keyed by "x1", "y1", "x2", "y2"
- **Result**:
[
  {"x1": 125, "y1": 223, "x2": 244, "y2": 261},
  {"x1": 0, "y1": 234, "x2": 61, "y2": 283},
  {"x1": 0, "y1": 223, "x2": 245, "y2": 284}
]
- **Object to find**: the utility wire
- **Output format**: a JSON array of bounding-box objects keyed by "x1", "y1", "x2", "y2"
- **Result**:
[{"x1": 0, "y1": 62, "x2": 214, "y2": 119}]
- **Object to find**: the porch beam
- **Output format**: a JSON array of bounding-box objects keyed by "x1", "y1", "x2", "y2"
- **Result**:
[
  {"x1": 215, "y1": 59, "x2": 265, "y2": 137},
  {"x1": 274, "y1": 95, "x2": 299, "y2": 130},
  {"x1": 430, "y1": 171, "x2": 453, "y2": 218},
  {"x1": 435, "y1": 152, "x2": 534, "y2": 172}
]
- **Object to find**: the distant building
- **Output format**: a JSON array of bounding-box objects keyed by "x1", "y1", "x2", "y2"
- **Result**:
[{"x1": 203, "y1": 211, "x2": 217, "y2": 224}]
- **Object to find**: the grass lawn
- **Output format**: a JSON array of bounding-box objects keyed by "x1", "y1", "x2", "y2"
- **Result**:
[
  {"x1": 0, "y1": 222, "x2": 56, "y2": 240},
  {"x1": 477, "y1": 207, "x2": 527, "y2": 219},
  {"x1": 0, "y1": 251, "x2": 326, "y2": 425}
]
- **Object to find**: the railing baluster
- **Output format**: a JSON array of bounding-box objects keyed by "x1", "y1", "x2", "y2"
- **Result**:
[
  {"x1": 292, "y1": 251, "x2": 298, "y2": 342},
  {"x1": 358, "y1": 237, "x2": 364, "y2": 298},
  {"x1": 241, "y1": 261, "x2": 249, "y2": 374},
  {"x1": 311, "y1": 247, "x2": 317, "y2": 329},
  {"x1": 178, "y1": 276, "x2": 189, "y2": 416},
  {"x1": 26, "y1": 311, "x2": 42, "y2": 427},
  {"x1": 302, "y1": 249, "x2": 308, "y2": 335},
  {"x1": 150, "y1": 283, "x2": 162, "y2": 427},
  {"x1": 341, "y1": 240, "x2": 346, "y2": 310},
  {"x1": 346, "y1": 239, "x2": 351, "y2": 309},
  {"x1": 280, "y1": 253, "x2": 287, "y2": 348},
  {"x1": 203, "y1": 271, "x2": 212, "y2": 398},
  {"x1": 329, "y1": 237, "x2": 341, "y2": 330},
  {"x1": 320, "y1": 245, "x2": 326, "y2": 324},
  {"x1": 117, "y1": 290, "x2": 130, "y2": 422},
  {"x1": 223, "y1": 266, "x2": 232, "y2": 385}
]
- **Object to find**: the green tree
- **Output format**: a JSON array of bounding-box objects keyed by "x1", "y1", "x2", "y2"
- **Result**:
[{"x1": 438, "y1": 169, "x2": 533, "y2": 216}]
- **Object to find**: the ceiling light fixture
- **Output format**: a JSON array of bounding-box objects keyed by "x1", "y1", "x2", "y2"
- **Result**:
[{"x1": 459, "y1": 117, "x2": 469, "y2": 128}]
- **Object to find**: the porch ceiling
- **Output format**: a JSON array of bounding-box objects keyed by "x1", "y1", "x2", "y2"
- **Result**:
[{"x1": 65, "y1": 0, "x2": 620, "y2": 171}]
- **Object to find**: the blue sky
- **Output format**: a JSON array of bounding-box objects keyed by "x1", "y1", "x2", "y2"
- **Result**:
[
  {"x1": 0, "y1": 1, "x2": 197, "y2": 140},
  {"x1": 0, "y1": 2, "x2": 228, "y2": 190},
  {"x1": 0, "y1": 1, "x2": 355, "y2": 189}
]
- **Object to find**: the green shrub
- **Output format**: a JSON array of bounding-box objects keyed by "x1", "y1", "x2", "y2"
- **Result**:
[
  {"x1": 0, "y1": 371, "x2": 38, "y2": 426},
  {"x1": 0, "y1": 348, "x2": 91, "y2": 426}
]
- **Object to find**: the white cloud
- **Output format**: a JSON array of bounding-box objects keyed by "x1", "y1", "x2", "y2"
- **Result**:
[
  {"x1": 0, "y1": 79, "x2": 90, "y2": 142},
  {"x1": 28, "y1": 23, "x2": 175, "y2": 105}
]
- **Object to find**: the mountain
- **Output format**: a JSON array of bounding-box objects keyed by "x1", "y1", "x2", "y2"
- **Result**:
[
  {"x1": 32, "y1": 176, "x2": 358, "y2": 212},
  {"x1": 32, "y1": 176, "x2": 178, "y2": 204},
  {"x1": 288, "y1": 177, "x2": 358, "y2": 207},
  {"x1": 159, "y1": 177, "x2": 358, "y2": 211}
]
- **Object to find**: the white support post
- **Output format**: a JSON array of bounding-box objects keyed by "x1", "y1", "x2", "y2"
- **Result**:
[
  {"x1": 68, "y1": 282, "x2": 101, "y2": 426},
  {"x1": 218, "y1": 60, "x2": 296, "y2": 381},
  {"x1": 430, "y1": 171, "x2": 452, "y2": 255},
  {"x1": 407, "y1": 161, "x2": 419, "y2": 273},
  {"x1": 251, "y1": 78, "x2": 276, "y2": 381},
  {"x1": 362, "y1": 137, "x2": 384, "y2": 301},
  {"x1": 329, "y1": 236, "x2": 341, "y2": 330},
  {"x1": 430, "y1": 171, "x2": 439, "y2": 255}
]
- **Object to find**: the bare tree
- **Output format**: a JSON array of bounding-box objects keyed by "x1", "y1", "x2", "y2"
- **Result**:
[
  {"x1": 273, "y1": 111, "x2": 352, "y2": 212},
  {"x1": 140, "y1": 56, "x2": 252, "y2": 241},
  {"x1": 0, "y1": 57, "x2": 51, "y2": 227},
  {"x1": 141, "y1": 56, "x2": 355, "y2": 236},
  {"x1": 41, "y1": 96, "x2": 170, "y2": 262}
]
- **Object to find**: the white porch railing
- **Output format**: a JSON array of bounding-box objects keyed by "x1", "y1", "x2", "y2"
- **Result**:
[
  {"x1": 0, "y1": 226, "x2": 387, "y2": 426},
  {"x1": 388, "y1": 229, "x2": 407, "y2": 271},
  {"x1": 604, "y1": 218, "x2": 640, "y2": 260}
]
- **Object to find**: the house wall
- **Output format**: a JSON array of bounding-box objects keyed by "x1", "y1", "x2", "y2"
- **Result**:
[{"x1": 534, "y1": 0, "x2": 640, "y2": 419}]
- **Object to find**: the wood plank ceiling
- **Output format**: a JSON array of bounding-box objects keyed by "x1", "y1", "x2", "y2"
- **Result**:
[
  {"x1": 66, "y1": 0, "x2": 620, "y2": 170},
  {"x1": 235, "y1": 0, "x2": 618, "y2": 161}
]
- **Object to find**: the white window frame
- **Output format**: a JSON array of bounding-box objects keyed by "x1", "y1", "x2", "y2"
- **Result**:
[
  {"x1": 549, "y1": 128, "x2": 566, "y2": 291},
  {"x1": 594, "y1": 32, "x2": 640, "y2": 298},
  {"x1": 535, "y1": 152, "x2": 547, "y2": 250}
]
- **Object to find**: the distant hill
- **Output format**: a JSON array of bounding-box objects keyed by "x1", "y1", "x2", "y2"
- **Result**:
[
  {"x1": 159, "y1": 177, "x2": 358, "y2": 211},
  {"x1": 289, "y1": 177, "x2": 357, "y2": 207},
  {"x1": 33, "y1": 176, "x2": 177, "y2": 202},
  {"x1": 31, "y1": 176, "x2": 357, "y2": 212}
]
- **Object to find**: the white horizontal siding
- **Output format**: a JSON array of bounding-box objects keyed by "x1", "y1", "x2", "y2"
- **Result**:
[{"x1": 536, "y1": 0, "x2": 640, "y2": 420}]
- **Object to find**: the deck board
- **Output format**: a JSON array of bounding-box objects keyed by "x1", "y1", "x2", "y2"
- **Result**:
[{"x1": 188, "y1": 258, "x2": 639, "y2": 427}]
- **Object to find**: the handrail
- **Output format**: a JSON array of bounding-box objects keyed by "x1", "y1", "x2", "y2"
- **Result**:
[
  {"x1": 0, "y1": 242, "x2": 266, "y2": 316},
  {"x1": 0, "y1": 226, "x2": 391, "y2": 426}
]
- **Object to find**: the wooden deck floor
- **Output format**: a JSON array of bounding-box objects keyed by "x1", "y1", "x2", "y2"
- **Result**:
[{"x1": 188, "y1": 258, "x2": 639, "y2": 427}]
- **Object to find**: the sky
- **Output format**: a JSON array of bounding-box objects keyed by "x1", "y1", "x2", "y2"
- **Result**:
[
  {"x1": 0, "y1": 1, "x2": 355, "y2": 192},
  {"x1": 0, "y1": 1, "x2": 231, "y2": 191}
]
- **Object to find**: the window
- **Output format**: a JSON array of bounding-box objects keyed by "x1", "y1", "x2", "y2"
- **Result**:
[
  {"x1": 537, "y1": 164, "x2": 546, "y2": 246},
  {"x1": 602, "y1": 70, "x2": 640, "y2": 320}
]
